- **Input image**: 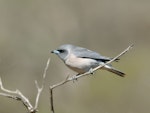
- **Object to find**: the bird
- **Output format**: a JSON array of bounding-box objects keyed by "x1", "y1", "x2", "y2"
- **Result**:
[{"x1": 51, "y1": 44, "x2": 125, "y2": 77}]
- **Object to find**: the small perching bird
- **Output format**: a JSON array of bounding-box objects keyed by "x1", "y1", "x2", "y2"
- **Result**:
[{"x1": 51, "y1": 44, "x2": 125, "y2": 77}]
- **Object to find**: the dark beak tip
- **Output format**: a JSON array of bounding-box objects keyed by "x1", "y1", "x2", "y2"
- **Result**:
[
  {"x1": 51, "y1": 50, "x2": 54, "y2": 53},
  {"x1": 50, "y1": 50, "x2": 59, "y2": 54}
]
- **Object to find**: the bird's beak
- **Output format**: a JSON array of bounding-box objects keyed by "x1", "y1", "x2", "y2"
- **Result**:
[{"x1": 51, "y1": 50, "x2": 60, "y2": 54}]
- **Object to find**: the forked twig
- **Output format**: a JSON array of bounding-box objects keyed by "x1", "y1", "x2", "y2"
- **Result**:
[
  {"x1": 0, "y1": 58, "x2": 50, "y2": 113},
  {"x1": 0, "y1": 77, "x2": 35, "y2": 112},
  {"x1": 34, "y1": 58, "x2": 50, "y2": 110}
]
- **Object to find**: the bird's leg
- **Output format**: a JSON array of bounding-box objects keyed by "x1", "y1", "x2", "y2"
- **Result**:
[
  {"x1": 72, "y1": 74, "x2": 79, "y2": 82},
  {"x1": 89, "y1": 68, "x2": 94, "y2": 75}
]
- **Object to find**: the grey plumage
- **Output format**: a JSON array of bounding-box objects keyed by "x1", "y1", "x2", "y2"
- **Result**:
[{"x1": 51, "y1": 44, "x2": 125, "y2": 77}]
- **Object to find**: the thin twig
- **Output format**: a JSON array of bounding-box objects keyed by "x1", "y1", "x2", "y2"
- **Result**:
[
  {"x1": 49, "y1": 44, "x2": 133, "y2": 113},
  {"x1": 0, "y1": 57, "x2": 50, "y2": 113},
  {"x1": 0, "y1": 77, "x2": 34, "y2": 112},
  {"x1": 0, "y1": 78, "x2": 18, "y2": 94},
  {"x1": 0, "y1": 92, "x2": 21, "y2": 100},
  {"x1": 34, "y1": 58, "x2": 50, "y2": 110},
  {"x1": 34, "y1": 80, "x2": 43, "y2": 110},
  {"x1": 50, "y1": 87, "x2": 54, "y2": 113}
]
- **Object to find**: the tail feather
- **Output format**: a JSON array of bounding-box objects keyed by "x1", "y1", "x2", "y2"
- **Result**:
[{"x1": 104, "y1": 66, "x2": 125, "y2": 77}]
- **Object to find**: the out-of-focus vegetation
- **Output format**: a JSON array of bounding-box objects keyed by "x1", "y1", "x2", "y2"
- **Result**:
[{"x1": 0, "y1": 0, "x2": 150, "y2": 113}]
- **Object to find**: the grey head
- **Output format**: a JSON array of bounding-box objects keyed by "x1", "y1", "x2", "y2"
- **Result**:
[
  {"x1": 51, "y1": 44, "x2": 112, "y2": 62},
  {"x1": 51, "y1": 44, "x2": 75, "y2": 61}
]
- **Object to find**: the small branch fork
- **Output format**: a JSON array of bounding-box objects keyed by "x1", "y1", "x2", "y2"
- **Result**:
[
  {"x1": 0, "y1": 58, "x2": 50, "y2": 113},
  {"x1": 49, "y1": 44, "x2": 134, "y2": 113}
]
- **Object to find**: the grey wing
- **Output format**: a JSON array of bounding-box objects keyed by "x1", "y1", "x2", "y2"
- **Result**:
[{"x1": 73, "y1": 47, "x2": 111, "y2": 62}]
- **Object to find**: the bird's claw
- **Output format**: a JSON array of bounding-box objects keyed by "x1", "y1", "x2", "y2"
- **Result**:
[
  {"x1": 72, "y1": 74, "x2": 78, "y2": 82},
  {"x1": 89, "y1": 68, "x2": 94, "y2": 75}
]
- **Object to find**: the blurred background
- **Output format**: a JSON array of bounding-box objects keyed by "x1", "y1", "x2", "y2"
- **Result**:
[{"x1": 0, "y1": 0, "x2": 150, "y2": 113}]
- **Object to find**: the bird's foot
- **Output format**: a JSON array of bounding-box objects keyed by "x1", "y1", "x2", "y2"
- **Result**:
[
  {"x1": 89, "y1": 68, "x2": 94, "y2": 75},
  {"x1": 72, "y1": 74, "x2": 79, "y2": 82}
]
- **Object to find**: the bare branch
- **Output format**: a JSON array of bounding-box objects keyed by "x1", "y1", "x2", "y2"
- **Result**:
[
  {"x1": 0, "y1": 77, "x2": 34, "y2": 113},
  {"x1": 0, "y1": 78, "x2": 18, "y2": 94},
  {"x1": 49, "y1": 44, "x2": 133, "y2": 113},
  {"x1": 0, "y1": 57, "x2": 50, "y2": 113},
  {"x1": 49, "y1": 87, "x2": 54, "y2": 113},
  {"x1": 34, "y1": 58, "x2": 50, "y2": 110},
  {"x1": 34, "y1": 80, "x2": 43, "y2": 110},
  {"x1": 43, "y1": 57, "x2": 51, "y2": 79},
  {"x1": 16, "y1": 90, "x2": 35, "y2": 112},
  {"x1": 0, "y1": 92, "x2": 21, "y2": 100}
]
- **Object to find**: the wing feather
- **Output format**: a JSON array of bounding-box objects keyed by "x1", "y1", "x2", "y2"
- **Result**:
[{"x1": 72, "y1": 47, "x2": 111, "y2": 62}]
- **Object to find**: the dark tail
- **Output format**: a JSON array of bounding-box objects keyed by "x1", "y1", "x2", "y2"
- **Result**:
[{"x1": 104, "y1": 66, "x2": 125, "y2": 77}]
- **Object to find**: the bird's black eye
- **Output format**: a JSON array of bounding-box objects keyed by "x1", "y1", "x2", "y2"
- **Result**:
[{"x1": 58, "y1": 49, "x2": 65, "y2": 53}]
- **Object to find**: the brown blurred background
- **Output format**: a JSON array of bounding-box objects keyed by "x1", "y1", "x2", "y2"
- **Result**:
[{"x1": 0, "y1": 0, "x2": 150, "y2": 113}]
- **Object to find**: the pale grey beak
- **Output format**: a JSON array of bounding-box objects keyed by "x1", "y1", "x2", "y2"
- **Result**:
[{"x1": 51, "y1": 50, "x2": 60, "y2": 54}]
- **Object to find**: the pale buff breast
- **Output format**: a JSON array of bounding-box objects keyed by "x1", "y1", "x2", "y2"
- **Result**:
[{"x1": 65, "y1": 54, "x2": 98, "y2": 74}]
